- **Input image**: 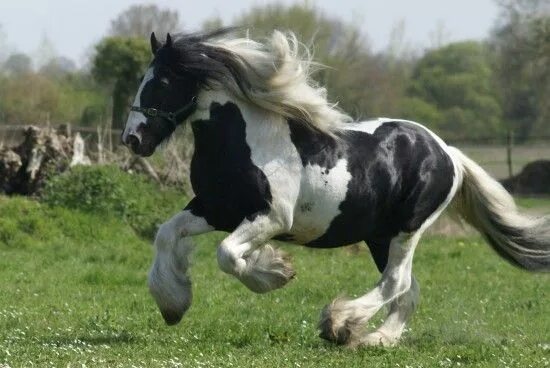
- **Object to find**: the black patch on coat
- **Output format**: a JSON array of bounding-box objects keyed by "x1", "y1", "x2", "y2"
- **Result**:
[
  {"x1": 288, "y1": 121, "x2": 344, "y2": 169},
  {"x1": 288, "y1": 120, "x2": 455, "y2": 271},
  {"x1": 186, "y1": 102, "x2": 272, "y2": 232}
]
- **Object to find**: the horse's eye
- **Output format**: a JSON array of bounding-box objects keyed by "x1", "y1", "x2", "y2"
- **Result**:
[{"x1": 160, "y1": 77, "x2": 170, "y2": 86}]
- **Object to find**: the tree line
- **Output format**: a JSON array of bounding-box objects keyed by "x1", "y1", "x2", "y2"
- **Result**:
[{"x1": 0, "y1": 1, "x2": 548, "y2": 142}]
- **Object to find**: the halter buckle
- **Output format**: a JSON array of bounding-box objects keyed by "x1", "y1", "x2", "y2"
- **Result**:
[{"x1": 146, "y1": 108, "x2": 159, "y2": 117}]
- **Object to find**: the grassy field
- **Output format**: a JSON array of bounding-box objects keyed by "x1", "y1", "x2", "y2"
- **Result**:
[{"x1": 0, "y1": 195, "x2": 549, "y2": 368}]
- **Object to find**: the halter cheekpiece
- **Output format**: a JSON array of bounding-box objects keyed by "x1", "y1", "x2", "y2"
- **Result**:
[{"x1": 130, "y1": 96, "x2": 197, "y2": 129}]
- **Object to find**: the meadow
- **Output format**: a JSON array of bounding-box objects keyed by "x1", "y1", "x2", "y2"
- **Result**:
[{"x1": 0, "y1": 172, "x2": 549, "y2": 367}]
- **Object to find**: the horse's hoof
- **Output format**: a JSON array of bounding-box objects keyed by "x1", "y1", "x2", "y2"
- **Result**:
[
  {"x1": 318, "y1": 301, "x2": 353, "y2": 345},
  {"x1": 160, "y1": 308, "x2": 184, "y2": 325},
  {"x1": 318, "y1": 321, "x2": 351, "y2": 345},
  {"x1": 240, "y1": 245, "x2": 296, "y2": 293},
  {"x1": 358, "y1": 331, "x2": 399, "y2": 347}
]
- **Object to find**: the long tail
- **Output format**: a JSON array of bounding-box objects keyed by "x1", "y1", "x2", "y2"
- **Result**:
[{"x1": 448, "y1": 146, "x2": 550, "y2": 272}]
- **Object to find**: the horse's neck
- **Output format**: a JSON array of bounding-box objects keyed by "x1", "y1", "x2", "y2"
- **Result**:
[
  {"x1": 191, "y1": 91, "x2": 289, "y2": 157},
  {"x1": 192, "y1": 89, "x2": 288, "y2": 145}
]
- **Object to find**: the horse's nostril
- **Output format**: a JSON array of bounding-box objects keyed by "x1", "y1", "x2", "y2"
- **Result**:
[{"x1": 126, "y1": 134, "x2": 141, "y2": 148}]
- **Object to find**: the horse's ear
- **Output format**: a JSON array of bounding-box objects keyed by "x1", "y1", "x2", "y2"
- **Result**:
[
  {"x1": 150, "y1": 32, "x2": 161, "y2": 54},
  {"x1": 165, "y1": 33, "x2": 173, "y2": 48}
]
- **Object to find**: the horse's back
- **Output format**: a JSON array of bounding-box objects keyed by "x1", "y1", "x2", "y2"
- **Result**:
[{"x1": 287, "y1": 118, "x2": 456, "y2": 247}]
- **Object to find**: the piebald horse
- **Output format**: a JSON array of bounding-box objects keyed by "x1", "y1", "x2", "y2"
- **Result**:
[{"x1": 122, "y1": 30, "x2": 550, "y2": 347}]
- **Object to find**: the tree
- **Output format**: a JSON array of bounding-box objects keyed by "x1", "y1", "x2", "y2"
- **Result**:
[
  {"x1": 33, "y1": 33, "x2": 57, "y2": 70},
  {"x1": 403, "y1": 41, "x2": 502, "y2": 139},
  {"x1": 202, "y1": 16, "x2": 223, "y2": 33},
  {"x1": 0, "y1": 73, "x2": 59, "y2": 124},
  {"x1": 0, "y1": 24, "x2": 10, "y2": 64},
  {"x1": 490, "y1": 0, "x2": 550, "y2": 139},
  {"x1": 40, "y1": 56, "x2": 77, "y2": 79},
  {"x1": 2, "y1": 53, "x2": 33, "y2": 75},
  {"x1": 92, "y1": 37, "x2": 150, "y2": 128},
  {"x1": 232, "y1": 3, "x2": 408, "y2": 119},
  {"x1": 109, "y1": 5, "x2": 181, "y2": 39}
]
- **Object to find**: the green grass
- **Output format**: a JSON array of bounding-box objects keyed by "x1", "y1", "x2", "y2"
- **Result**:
[
  {"x1": 516, "y1": 196, "x2": 550, "y2": 211},
  {"x1": 0, "y1": 196, "x2": 549, "y2": 367}
]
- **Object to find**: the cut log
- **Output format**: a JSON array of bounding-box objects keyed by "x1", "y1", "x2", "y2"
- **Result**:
[{"x1": 0, "y1": 126, "x2": 89, "y2": 195}]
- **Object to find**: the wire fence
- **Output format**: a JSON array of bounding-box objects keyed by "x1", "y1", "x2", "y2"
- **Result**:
[{"x1": 1, "y1": 124, "x2": 549, "y2": 180}]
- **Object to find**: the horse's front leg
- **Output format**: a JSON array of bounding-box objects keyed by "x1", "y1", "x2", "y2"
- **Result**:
[
  {"x1": 217, "y1": 214, "x2": 295, "y2": 293},
  {"x1": 149, "y1": 205, "x2": 213, "y2": 325}
]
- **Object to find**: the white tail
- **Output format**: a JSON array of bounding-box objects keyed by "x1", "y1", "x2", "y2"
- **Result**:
[{"x1": 448, "y1": 147, "x2": 550, "y2": 272}]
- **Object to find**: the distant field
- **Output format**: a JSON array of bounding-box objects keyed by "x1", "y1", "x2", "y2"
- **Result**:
[
  {"x1": 0, "y1": 196, "x2": 548, "y2": 367},
  {"x1": 457, "y1": 143, "x2": 550, "y2": 179}
]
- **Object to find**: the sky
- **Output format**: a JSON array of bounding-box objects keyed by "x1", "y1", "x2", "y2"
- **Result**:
[{"x1": 0, "y1": 0, "x2": 500, "y2": 67}]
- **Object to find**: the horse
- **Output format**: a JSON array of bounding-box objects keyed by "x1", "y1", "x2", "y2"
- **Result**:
[{"x1": 121, "y1": 29, "x2": 550, "y2": 347}]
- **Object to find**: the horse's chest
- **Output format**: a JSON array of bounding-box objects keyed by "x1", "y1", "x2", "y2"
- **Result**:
[
  {"x1": 190, "y1": 106, "x2": 273, "y2": 230},
  {"x1": 287, "y1": 158, "x2": 353, "y2": 243}
]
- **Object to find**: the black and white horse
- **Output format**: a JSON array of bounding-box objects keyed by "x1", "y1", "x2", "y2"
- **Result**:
[{"x1": 122, "y1": 30, "x2": 550, "y2": 347}]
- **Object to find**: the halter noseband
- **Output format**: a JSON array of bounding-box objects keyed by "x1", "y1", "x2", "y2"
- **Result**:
[{"x1": 129, "y1": 96, "x2": 197, "y2": 129}]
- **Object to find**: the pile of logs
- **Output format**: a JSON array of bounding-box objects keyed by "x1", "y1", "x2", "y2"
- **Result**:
[
  {"x1": 0, "y1": 125, "x2": 191, "y2": 196},
  {"x1": 0, "y1": 126, "x2": 90, "y2": 195}
]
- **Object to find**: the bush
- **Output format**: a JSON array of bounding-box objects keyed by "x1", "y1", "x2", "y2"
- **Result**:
[{"x1": 41, "y1": 165, "x2": 185, "y2": 239}]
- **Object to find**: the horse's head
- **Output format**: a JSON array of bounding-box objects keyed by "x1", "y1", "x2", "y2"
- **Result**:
[
  {"x1": 122, "y1": 29, "x2": 348, "y2": 156},
  {"x1": 122, "y1": 33, "x2": 200, "y2": 156}
]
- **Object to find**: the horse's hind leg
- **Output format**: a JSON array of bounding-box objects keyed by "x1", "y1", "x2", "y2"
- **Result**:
[
  {"x1": 319, "y1": 232, "x2": 422, "y2": 347},
  {"x1": 361, "y1": 239, "x2": 420, "y2": 346},
  {"x1": 360, "y1": 276, "x2": 420, "y2": 346}
]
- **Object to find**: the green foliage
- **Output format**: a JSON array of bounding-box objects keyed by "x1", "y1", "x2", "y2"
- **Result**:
[
  {"x1": 0, "y1": 71, "x2": 107, "y2": 125},
  {"x1": 0, "y1": 197, "x2": 59, "y2": 249},
  {"x1": 399, "y1": 96, "x2": 442, "y2": 124},
  {"x1": 406, "y1": 41, "x2": 502, "y2": 138},
  {"x1": 0, "y1": 72, "x2": 59, "y2": 124},
  {"x1": 2, "y1": 53, "x2": 32, "y2": 75},
  {"x1": 41, "y1": 165, "x2": 184, "y2": 239},
  {"x1": 490, "y1": 2, "x2": 550, "y2": 140},
  {"x1": 0, "y1": 194, "x2": 549, "y2": 366},
  {"x1": 56, "y1": 73, "x2": 108, "y2": 126},
  {"x1": 92, "y1": 37, "x2": 151, "y2": 128},
  {"x1": 233, "y1": 3, "x2": 408, "y2": 118}
]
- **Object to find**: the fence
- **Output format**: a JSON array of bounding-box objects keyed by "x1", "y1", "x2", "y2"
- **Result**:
[{"x1": 1, "y1": 124, "x2": 549, "y2": 180}]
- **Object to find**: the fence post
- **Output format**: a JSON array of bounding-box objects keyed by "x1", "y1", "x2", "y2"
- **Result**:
[{"x1": 506, "y1": 129, "x2": 513, "y2": 179}]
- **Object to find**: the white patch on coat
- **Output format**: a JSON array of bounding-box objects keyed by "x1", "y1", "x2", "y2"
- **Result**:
[
  {"x1": 122, "y1": 67, "x2": 154, "y2": 142},
  {"x1": 290, "y1": 159, "x2": 352, "y2": 243},
  {"x1": 192, "y1": 90, "x2": 303, "y2": 231},
  {"x1": 243, "y1": 106, "x2": 302, "y2": 230}
]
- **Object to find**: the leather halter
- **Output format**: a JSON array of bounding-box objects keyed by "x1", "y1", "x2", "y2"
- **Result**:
[{"x1": 129, "y1": 96, "x2": 197, "y2": 129}]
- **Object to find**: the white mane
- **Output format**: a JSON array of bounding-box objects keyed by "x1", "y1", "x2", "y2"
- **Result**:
[{"x1": 205, "y1": 31, "x2": 352, "y2": 134}]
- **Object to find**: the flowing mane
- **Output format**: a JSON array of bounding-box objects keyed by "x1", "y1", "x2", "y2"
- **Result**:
[{"x1": 169, "y1": 30, "x2": 352, "y2": 134}]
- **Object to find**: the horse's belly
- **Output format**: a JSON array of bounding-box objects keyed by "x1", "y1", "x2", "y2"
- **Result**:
[{"x1": 286, "y1": 158, "x2": 353, "y2": 244}]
